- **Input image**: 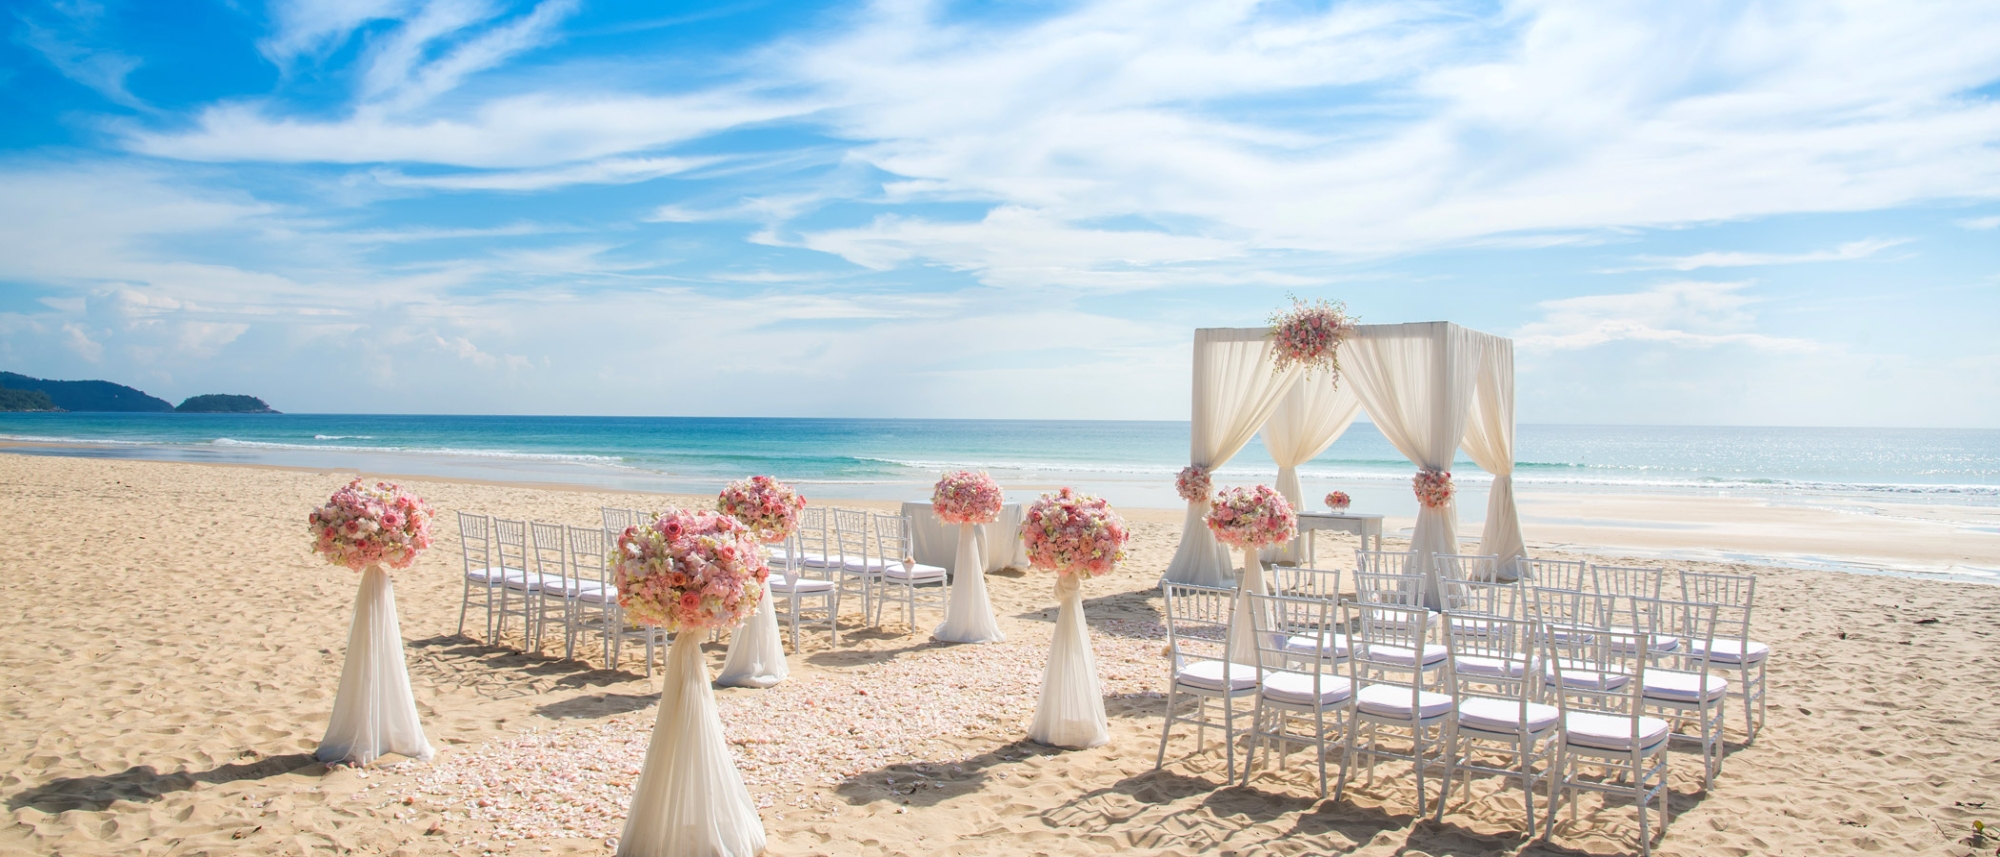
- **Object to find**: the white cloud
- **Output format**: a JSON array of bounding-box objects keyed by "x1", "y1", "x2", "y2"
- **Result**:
[
  {"x1": 1957, "y1": 215, "x2": 2000, "y2": 230},
  {"x1": 15, "y1": 8, "x2": 144, "y2": 108},
  {"x1": 1606, "y1": 237, "x2": 1910, "y2": 272},
  {"x1": 368, "y1": 155, "x2": 714, "y2": 191},
  {"x1": 1515, "y1": 281, "x2": 1819, "y2": 352}
]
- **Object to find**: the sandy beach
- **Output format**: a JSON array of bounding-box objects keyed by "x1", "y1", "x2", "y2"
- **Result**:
[{"x1": 4, "y1": 452, "x2": 1998, "y2": 856}]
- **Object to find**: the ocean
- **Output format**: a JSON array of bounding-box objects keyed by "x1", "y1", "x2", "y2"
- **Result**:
[{"x1": 2, "y1": 414, "x2": 1995, "y2": 521}]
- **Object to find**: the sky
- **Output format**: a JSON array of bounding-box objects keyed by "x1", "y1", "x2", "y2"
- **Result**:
[{"x1": 2, "y1": 0, "x2": 1998, "y2": 426}]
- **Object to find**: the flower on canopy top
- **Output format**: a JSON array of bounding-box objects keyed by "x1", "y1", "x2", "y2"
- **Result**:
[
  {"x1": 932, "y1": 470, "x2": 1004, "y2": 525},
  {"x1": 307, "y1": 479, "x2": 434, "y2": 571},
  {"x1": 1022, "y1": 487, "x2": 1130, "y2": 579},
  {"x1": 1204, "y1": 484, "x2": 1297, "y2": 550},
  {"x1": 1268, "y1": 295, "x2": 1355, "y2": 378}
]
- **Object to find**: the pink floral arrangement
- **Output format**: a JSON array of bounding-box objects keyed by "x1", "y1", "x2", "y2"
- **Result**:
[
  {"x1": 1175, "y1": 464, "x2": 1212, "y2": 503},
  {"x1": 613, "y1": 509, "x2": 769, "y2": 632},
  {"x1": 1413, "y1": 470, "x2": 1454, "y2": 509},
  {"x1": 1204, "y1": 485, "x2": 1298, "y2": 550},
  {"x1": 1268, "y1": 296, "x2": 1355, "y2": 376},
  {"x1": 716, "y1": 475, "x2": 807, "y2": 544},
  {"x1": 1022, "y1": 488, "x2": 1130, "y2": 579},
  {"x1": 1325, "y1": 491, "x2": 1351, "y2": 510},
  {"x1": 308, "y1": 479, "x2": 434, "y2": 571},
  {"x1": 932, "y1": 470, "x2": 1004, "y2": 525}
]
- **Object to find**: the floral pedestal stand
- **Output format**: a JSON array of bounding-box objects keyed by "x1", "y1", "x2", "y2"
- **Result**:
[
  {"x1": 716, "y1": 577, "x2": 787, "y2": 688},
  {"x1": 317, "y1": 565, "x2": 433, "y2": 765},
  {"x1": 935, "y1": 522, "x2": 1005, "y2": 643},
  {"x1": 1225, "y1": 548, "x2": 1274, "y2": 669},
  {"x1": 1028, "y1": 572, "x2": 1107, "y2": 749},
  {"x1": 618, "y1": 632, "x2": 766, "y2": 857}
]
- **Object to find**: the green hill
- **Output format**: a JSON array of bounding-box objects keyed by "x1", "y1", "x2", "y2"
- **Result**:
[
  {"x1": 0, "y1": 387, "x2": 60, "y2": 412},
  {"x1": 176, "y1": 394, "x2": 279, "y2": 414},
  {"x1": 0, "y1": 372, "x2": 173, "y2": 412}
]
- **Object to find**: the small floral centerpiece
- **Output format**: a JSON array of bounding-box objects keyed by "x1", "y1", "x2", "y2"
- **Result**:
[
  {"x1": 1325, "y1": 491, "x2": 1351, "y2": 511},
  {"x1": 1175, "y1": 464, "x2": 1212, "y2": 503},
  {"x1": 1205, "y1": 484, "x2": 1298, "y2": 549},
  {"x1": 933, "y1": 470, "x2": 1004, "y2": 525},
  {"x1": 1268, "y1": 296, "x2": 1355, "y2": 377},
  {"x1": 1413, "y1": 470, "x2": 1454, "y2": 509},
  {"x1": 1022, "y1": 488, "x2": 1130, "y2": 579},
  {"x1": 308, "y1": 479, "x2": 434, "y2": 571},
  {"x1": 716, "y1": 475, "x2": 807, "y2": 544},
  {"x1": 613, "y1": 510, "x2": 769, "y2": 632}
]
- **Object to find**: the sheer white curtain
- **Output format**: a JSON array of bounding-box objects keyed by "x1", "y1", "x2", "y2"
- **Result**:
[
  {"x1": 1257, "y1": 378, "x2": 1363, "y2": 565},
  {"x1": 1165, "y1": 329, "x2": 1305, "y2": 586},
  {"x1": 1460, "y1": 335, "x2": 1527, "y2": 578},
  {"x1": 1341, "y1": 322, "x2": 1482, "y2": 608}
]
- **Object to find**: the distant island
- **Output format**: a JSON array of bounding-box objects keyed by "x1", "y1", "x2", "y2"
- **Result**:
[
  {"x1": 176, "y1": 394, "x2": 279, "y2": 414},
  {"x1": 0, "y1": 372, "x2": 276, "y2": 413}
]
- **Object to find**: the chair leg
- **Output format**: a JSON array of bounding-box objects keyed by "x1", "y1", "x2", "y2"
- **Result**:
[
  {"x1": 457, "y1": 577, "x2": 471, "y2": 637},
  {"x1": 1155, "y1": 685, "x2": 1179, "y2": 771}
]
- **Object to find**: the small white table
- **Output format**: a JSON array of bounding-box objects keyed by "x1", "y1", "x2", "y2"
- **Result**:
[{"x1": 1296, "y1": 511, "x2": 1385, "y2": 562}]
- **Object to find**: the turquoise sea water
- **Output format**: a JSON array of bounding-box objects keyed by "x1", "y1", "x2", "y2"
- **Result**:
[{"x1": 2, "y1": 414, "x2": 1996, "y2": 520}]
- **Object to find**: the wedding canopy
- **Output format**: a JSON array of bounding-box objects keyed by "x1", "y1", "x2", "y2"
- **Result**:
[{"x1": 1164, "y1": 322, "x2": 1526, "y2": 607}]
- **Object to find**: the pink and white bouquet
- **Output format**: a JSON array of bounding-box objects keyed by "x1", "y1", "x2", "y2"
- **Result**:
[
  {"x1": 1413, "y1": 470, "x2": 1454, "y2": 509},
  {"x1": 1268, "y1": 296, "x2": 1355, "y2": 376},
  {"x1": 1205, "y1": 485, "x2": 1298, "y2": 550},
  {"x1": 1325, "y1": 491, "x2": 1351, "y2": 510},
  {"x1": 613, "y1": 509, "x2": 769, "y2": 632},
  {"x1": 933, "y1": 470, "x2": 1004, "y2": 525},
  {"x1": 1175, "y1": 464, "x2": 1212, "y2": 503},
  {"x1": 716, "y1": 475, "x2": 807, "y2": 544},
  {"x1": 308, "y1": 479, "x2": 434, "y2": 571},
  {"x1": 1022, "y1": 488, "x2": 1130, "y2": 579}
]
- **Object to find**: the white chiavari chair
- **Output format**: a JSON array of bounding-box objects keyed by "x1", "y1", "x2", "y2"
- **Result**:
[
  {"x1": 793, "y1": 506, "x2": 836, "y2": 570},
  {"x1": 1242, "y1": 592, "x2": 1354, "y2": 798},
  {"x1": 1595, "y1": 564, "x2": 1666, "y2": 599},
  {"x1": 1270, "y1": 565, "x2": 1343, "y2": 603},
  {"x1": 1437, "y1": 613, "x2": 1559, "y2": 830},
  {"x1": 870, "y1": 513, "x2": 947, "y2": 633},
  {"x1": 1520, "y1": 557, "x2": 1592, "y2": 591},
  {"x1": 600, "y1": 506, "x2": 642, "y2": 533},
  {"x1": 491, "y1": 518, "x2": 539, "y2": 649},
  {"x1": 1545, "y1": 625, "x2": 1672, "y2": 856},
  {"x1": 770, "y1": 547, "x2": 839, "y2": 652},
  {"x1": 1355, "y1": 548, "x2": 1415, "y2": 577},
  {"x1": 455, "y1": 511, "x2": 504, "y2": 643},
  {"x1": 831, "y1": 508, "x2": 881, "y2": 624},
  {"x1": 1631, "y1": 595, "x2": 1727, "y2": 787},
  {"x1": 1435, "y1": 553, "x2": 1501, "y2": 583},
  {"x1": 527, "y1": 521, "x2": 582, "y2": 655},
  {"x1": 1156, "y1": 583, "x2": 1258, "y2": 779},
  {"x1": 1351, "y1": 569, "x2": 1447, "y2": 685},
  {"x1": 562, "y1": 525, "x2": 620, "y2": 664},
  {"x1": 1679, "y1": 570, "x2": 1768, "y2": 743},
  {"x1": 1344, "y1": 602, "x2": 1454, "y2": 815}
]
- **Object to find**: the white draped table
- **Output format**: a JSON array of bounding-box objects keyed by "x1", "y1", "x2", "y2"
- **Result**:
[{"x1": 898, "y1": 502, "x2": 1028, "y2": 572}]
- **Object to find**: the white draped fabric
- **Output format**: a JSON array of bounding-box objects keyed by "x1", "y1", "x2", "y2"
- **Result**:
[
  {"x1": 1027, "y1": 575, "x2": 1107, "y2": 749},
  {"x1": 1165, "y1": 329, "x2": 1306, "y2": 587},
  {"x1": 1257, "y1": 378, "x2": 1363, "y2": 566},
  {"x1": 1225, "y1": 550, "x2": 1270, "y2": 667},
  {"x1": 715, "y1": 580, "x2": 788, "y2": 688},
  {"x1": 618, "y1": 632, "x2": 767, "y2": 857},
  {"x1": 1335, "y1": 322, "x2": 1484, "y2": 608},
  {"x1": 317, "y1": 565, "x2": 432, "y2": 765},
  {"x1": 935, "y1": 522, "x2": 1006, "y2": 643},
  {"x1": 1461, "y1": 336, "x2": 1527, "y2": 578},
  {"x1": 899, "y1": 503, "x2": 1029, "y2": 572}
]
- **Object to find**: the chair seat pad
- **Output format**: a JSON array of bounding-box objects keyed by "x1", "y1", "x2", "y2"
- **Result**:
[
  {"x1": 1361, "y1": 643, "x2": 1448, "y2": 668},
  {"x1": 1280, "y1": 632, "x2": 1351, "y2": 660},
  {"x1": 1355, "y1": 684, "x2": 1454, "y2": 720},
  {"x1": 882, "y1": 563, "x2": 948, "y2": 581},
  {"x1": 1544, "y1": 661, "x2": 1632, "y2": 691},
  {"x1": 466, "y1": 566, "x2": 531, "y2": 584},
  {"x1": 1606, "y1": 626, "x2": 1681, "y2": 653},
  {"x1": 771, "y1": 576, "x2": 836, "y2": 594},
  {"x1": 552, "y1": 580, "x2": 608, "y2": 597},
  {"x1": 1259, "y1": 670, "x2": 1353, "y2": 706},
  {"x1": 1456, "y1": 696, "x2": 1559, "y2": 734},
  {"x1": 1453, "y1": 655, "x2": 1529, "y2": 679},
  {"x1": 574, "y1": 588, "x2": 619, "y2": 604},
  {"x1": 1176, "y1": 659, "x2": 1259, "y2": 692},
  {"x1": 1642, "y1": 669, "x2": 1729, "y2": 703},
  {"x1": 793, "y1": 552, "x2": 840, "y2": 568},
  {"x1": 1687, "y1": 638, "x2": 1770, "y2": 663},
  {"x1": 1564, "y1": 711, "x2": 1671, "y2": 752}
]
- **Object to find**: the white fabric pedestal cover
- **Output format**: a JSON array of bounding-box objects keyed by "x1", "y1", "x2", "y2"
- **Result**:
[
  {"x1": 1027, "y1": 574, "x2": 1107, "y2": 749},
  {"x1": 715, "y1": 580, "x2": 787, "y2": 688},
  {"x1": 934, "y1": 522, "x2": 1006, "y2": 644},
  {"x1": 1225, "y1": 549, "x2": 1270, "y2": 669},
  {"x1": 317, "y1": 565, "x2": 433, "y2": 765},
  {"x1": 618, "y1": 632, "x2": 766, "y2": 857}
]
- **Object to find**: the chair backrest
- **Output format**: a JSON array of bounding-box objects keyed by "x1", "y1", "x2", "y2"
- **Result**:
[
  {"x1": 1624, "y1": 594, "x2": 1718, "y2": 670},
  {"x1": 1161, "y1": 582, "x2": 1236, "y2": 672},
  {"x1": 1594, "y1": 564, "x2": 1665, "y2": 599},
  {"x1": 457, "y1": 511, "x2": 491, "y2": 575},
  {"x1": 601, "y1": 507, "x2": 640, "y2": 533},
  {"x1": 1443, "y1": 613, "x2": 1537, "y2": 699},
  {"x1": 1679, "y1": 569, "x2": 1755, "y2": 649},
  {"x1": 493, "y1": 518, "x2": 529, "y2": 573},
  {"x1": 1270, "y1": 565, "x2": 1342, "y2": 602},
  {"x1": 1519, "y1": 557, "x2": 1592, "y2": 591},
  {"x1": 1436, "y1": 553, "x2": 1501, "y2": 584},
  {"x1": 831, "y1": 508, "x2": 871, "y2": 564},
  {"x1": 566, "y1": 525, "x2": 610, "y2": 589},
  {"x1": 1355, "y1": 549, "x2": 1415, "y2": 576},
  {"x1": 1346, "y1": 601, "x2": 1433, "y2": 686},
  {"x1": 873, "y1": 513, "x2": 913, "y2": 566},
  {"x1": 1353, "y1": 568, "x2": 1429, "y2": 612},
  {"x1": 528, "y1": 521, "x2": 567, "y2": 587},
  {"x1": 1247, "y1": 592, "x2": 1339, "y2": 685},
  {"x1": 1441, "y1": 577, "x2": 1523, "y2": 619},
  {"x1": 797, "y1": 506, "x2": 831, "y2": 558},
  {"x1": 1527, "y1": 585, "x2": 1613, "y2": 630}
]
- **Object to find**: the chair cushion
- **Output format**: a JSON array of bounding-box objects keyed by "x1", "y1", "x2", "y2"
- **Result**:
[
  {"x1": 1686, "y1": 638, "x2": 1770, "y2": 664},
  {"x1": 1259, "y1": 671, "x2": 1353, "y2": 707},
  {"x1": 1543, "y1": 660, "x2": 1632, "y2": 691},
  {"x1": 1280, "y1": 632, "x2": 1351, "y2": 660},
  {"x1": 1175, "y1": 659, "x2": 1259, "y2": 692},
  {"x1": 1453, "y1": 654, "x2": 1529, "y2": 679},
  {"x1": 1456, "y1": 696, "x2": 1559, "y2": 734},
  {"x1": 1354, "y1": 683, "x2": 1454, "y2": 719},
  {"x1": 574, "y1": 588, "x2": 618, "y2": 604},
  {"x1": 1642, "y1": 669, "x2": 1728, "y2": 703},
  {"x1": 466, "y1": 566, "x2": 531, "y2": 584},
  {"x1": 771, "y1": 576, "x2": 836, "y2": 594},
  {"x1": 551, "y1": 580, "x2": 607, "y2": 597},
  {"x1": 1605, "y1": 626, "x2": 1681, "y2": 654},
  {"x1": 1361, "y1": 643, "x2": 1448, "y2": 668},
  {"x1": 1563, "y1": 711, "x2": 1670, "y2": 752},
  {"x1": 882, "y1": 563, "x2": 947, "y2": 581}
]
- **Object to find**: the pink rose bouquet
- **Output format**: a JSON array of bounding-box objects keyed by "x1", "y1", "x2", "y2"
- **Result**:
[
  {"x1": 613, "y1": 509, "x2": 769, "y2": 632},
  {"x1": 1022, "y1": 488, "x2": 1130, "y2": 579},
  {"x1": 1205, "y1": 485, "x2": 1297, "y2": 550},
  {"x1": 1325, "y1": 491, "x2": 1351, "y2": 510},
  {"x1": 1175, "y1": 464, "x2": 1212, "y2": 503},
  {"x1": 933, "y1": 470, "x2": 1004, "y2": 525},
  {"x1": 716, "y1": 475, "x2": 807, "y2": 544},
  {"x1": 308, "y1": 479, "x2": 434, "y2": 571},
  {"x1": 1413, "y1": 470, "x2": 1454, "y2": 509},
  {"x1": 1268, "y1": 296, "x2": 1355, "y2": 376}
]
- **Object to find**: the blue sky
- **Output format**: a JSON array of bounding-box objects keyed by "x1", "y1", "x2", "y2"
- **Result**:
[{"x1": 2, "y1": 0, "x2": 1998, "y2": 425}]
